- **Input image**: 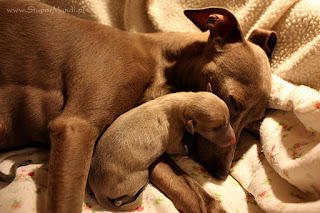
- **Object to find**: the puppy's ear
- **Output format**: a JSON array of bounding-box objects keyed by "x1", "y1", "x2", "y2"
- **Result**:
[
  {"x1": 248, "y1": 29, "x2": 277, "y2": 57},
  {"x1": 184, "y1": 8, "x2": 243, "y2": 44},
  {"x1": 185, "y1": 120, "x2": 195, "y2": 135},
  {"x1": 207, "y1": 82, "x2": 213, "y2": 93}
]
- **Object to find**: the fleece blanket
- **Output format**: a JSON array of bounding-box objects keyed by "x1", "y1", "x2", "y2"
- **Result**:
[{"x1": 1, "y1": 0, "x2": 320, "y2": 212}]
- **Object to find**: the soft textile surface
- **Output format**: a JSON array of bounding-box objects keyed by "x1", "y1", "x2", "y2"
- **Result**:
[
  {"x1": 1, "y1": 0, "x2": 320, "y2": 212},
  {"x1": 0, "y1": 148, "x2": 263, "y2": 212}
]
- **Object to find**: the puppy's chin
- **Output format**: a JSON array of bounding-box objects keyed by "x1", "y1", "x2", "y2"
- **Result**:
[
  {"x1": 217, "y1": 143, "x2": 232, "y2": 148},
  {"x1": 216, "y1": 139, "x2": 236, "y2": 148}
]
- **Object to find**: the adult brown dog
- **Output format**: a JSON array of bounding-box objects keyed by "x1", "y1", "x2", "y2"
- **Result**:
[{"x1": 0, "y1": 1, "x2": 276, "y2": 212}]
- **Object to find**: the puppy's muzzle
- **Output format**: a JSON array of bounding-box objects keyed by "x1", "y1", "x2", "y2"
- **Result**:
[{"x1": 217, "y1": 124, "x2": 236, "y2": 147}]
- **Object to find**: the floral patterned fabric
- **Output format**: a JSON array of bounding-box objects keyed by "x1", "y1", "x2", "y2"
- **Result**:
[
  {"x1": 0, "y1": 148, "x2": 263, "y2": 212},
  {"x1": 258, "y1": 75, "x2": 320, "y2": 212},
  {"x1": 231, "y1": 75, "x2": 320, "y2": 213}
]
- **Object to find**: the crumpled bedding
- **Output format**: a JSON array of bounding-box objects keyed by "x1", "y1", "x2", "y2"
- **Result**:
[{"x1": 1, "y1": 0, "x2": 319, "y2": 212}]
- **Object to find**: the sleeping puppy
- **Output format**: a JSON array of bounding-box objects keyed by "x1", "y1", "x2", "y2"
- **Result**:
[{"x1": 88, "y1": 89, "x2": 235, "y2": 211}]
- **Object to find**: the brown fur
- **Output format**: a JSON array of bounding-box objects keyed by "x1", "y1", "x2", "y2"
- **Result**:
[
  {"x1": 88, "y1": 91, "x2": 234, "y2": 211},
  {"x1": 0, "y1": 1, "x2": 276, "y2": 212}
]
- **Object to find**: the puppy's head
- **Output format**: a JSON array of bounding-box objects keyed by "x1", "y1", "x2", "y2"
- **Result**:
[
  {"x1": 184, "y1": 91, "x2": 236, "y2": 148},
  {"x1": 184, "y1": 8, "x2": 277, "y2": 179}
]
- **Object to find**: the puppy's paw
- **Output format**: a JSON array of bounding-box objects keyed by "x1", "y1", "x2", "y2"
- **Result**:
[
  {"x1": 166, "y1": 143, "x2": 188, "y2": 155},
  {"x1": 113, "y1": 195, "x2": 136, "y2": 207},
  {"x1": 113, "y1": 199, "x2": 122, "y2": 207}
]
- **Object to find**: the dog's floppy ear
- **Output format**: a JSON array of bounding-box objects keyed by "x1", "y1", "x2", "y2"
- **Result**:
[
  {"x1": 185, "y1": 120, "x2": 195, "y2": 135},
  {"x1": 248, "y1": 29, "x2": 277, "y2": 57},
  {"x1": 184, "y1": 8, "x2": 243, "y2": 44}
]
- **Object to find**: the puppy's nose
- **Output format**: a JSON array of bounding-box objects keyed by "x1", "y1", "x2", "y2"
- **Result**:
[{"x1": 222, "y1": 124, "x2": 236, "y2": 146}]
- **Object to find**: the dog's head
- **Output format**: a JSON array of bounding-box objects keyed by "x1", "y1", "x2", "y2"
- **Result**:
[
  {"x1": 183, "y1": 8, "x2": 277, "y2": 179},
  {"x1": 184, "y1": 90, "x2": 236, "y2": 148}
]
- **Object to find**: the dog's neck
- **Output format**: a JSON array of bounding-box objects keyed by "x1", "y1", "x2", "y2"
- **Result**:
[
  {"x1": 159, "y1": 32, "x2": 210, "y2": 90},
  {"x1": 138, "y1": 32, "x2": 210, "y2": 103}
]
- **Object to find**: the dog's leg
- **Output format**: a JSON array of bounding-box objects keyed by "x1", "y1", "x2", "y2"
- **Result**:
[
  {"x1": 149, "y1": 154, "x2": 226, "y2": 213},
  {"x1": 48, "y1": 116, "x2": 99, "y2": 213}
]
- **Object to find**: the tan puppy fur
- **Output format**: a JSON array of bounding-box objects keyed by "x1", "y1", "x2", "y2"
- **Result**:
[{"x1": 89, "y1": 91, "x2": 235, "y2": 211}]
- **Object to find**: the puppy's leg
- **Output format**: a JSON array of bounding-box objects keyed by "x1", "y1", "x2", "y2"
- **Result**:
[
  {"x1": 149, "y1": 154, "x2": 226, "y2": 213},
  {"x1": 48, "y1": 116, "x2": 99, "y2": 213},
  {"x1": 166, "y1": 143, "x2": 188, "y2": 155}
]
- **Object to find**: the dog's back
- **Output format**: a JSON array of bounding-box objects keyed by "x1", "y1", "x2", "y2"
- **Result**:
[
  {"x1": 0, "y1": 1, "x2": 73, "y2": 89},
  {"x1": 0, "y1": 1, "x2": 156, "y2": 149},
  {"x1": 0, "y1": 1, "x2": 82, "y2": 148}
]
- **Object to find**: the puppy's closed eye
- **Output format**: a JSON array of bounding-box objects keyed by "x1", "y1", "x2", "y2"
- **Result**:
[{"x1": 214, "y1": 123, "x2": 228, "y2": 131}]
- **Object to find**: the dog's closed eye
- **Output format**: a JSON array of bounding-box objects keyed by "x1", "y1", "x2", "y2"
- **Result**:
[{"x1": 229, "y1": 95, "x2": 240, "y2": 111}]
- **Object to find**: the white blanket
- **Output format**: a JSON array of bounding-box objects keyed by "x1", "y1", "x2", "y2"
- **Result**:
[{"x1": 1, "y1": 0, "x2": 319, "y2": 212}]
